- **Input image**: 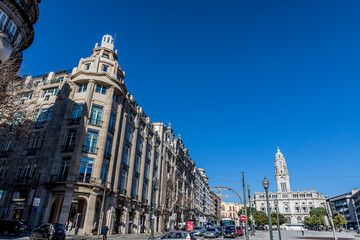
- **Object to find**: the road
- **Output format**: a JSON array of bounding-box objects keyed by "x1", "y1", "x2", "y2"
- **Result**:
[{"x1": 0, "y1": 231, "x2": 359, "y2": 240}]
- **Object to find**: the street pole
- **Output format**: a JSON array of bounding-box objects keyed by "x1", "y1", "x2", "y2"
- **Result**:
[
  {"x1": 242, "y1": 172, "x2": 249, "y2": 240},
  {"x1": 150, "y1": 178, "x2": 158, "y2": 240},
  {"x1": 352, "y1": 199, "x2": 360, "y2": 233},
  {"x1": 274, "y1": 199, "x2": 282, "y2": 240},
  {"x1": 262, "y1": 177, "x2": 273, "y2": 240},
  {"x1": 97, "y1": 182, "x2": 108, "y2": 239},
  {"x1": 248, "y1": 184, "x2": 255, "y2": 236},
  {"x1": 323, "y1": 200, "x2": 338, "y2": 240}
]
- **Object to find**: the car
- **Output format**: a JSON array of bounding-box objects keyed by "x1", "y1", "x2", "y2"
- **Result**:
[
  {"x1": 29, "y1": 223, "x2": 66, "y2": 240},
  {"x1": 223, "y1": 225, "x2": 236, "y2": 238},
  {"x1": 0, "y1": 219, "x2": 24, "y2": 236},
  {"x1": 192, "y1": 226, "x2": 205, "y2": 237},
  {"x1": 236, "y1": 226, "x2": 243, "y2": 236},
  {"x1": 203, "y1": 227, "x2": 219, "y2": 238},
  {"x1": 217, "y1": 227, "x2": 223, "y2": 235},
  {"x1": 153, "y1": 231, "x2": 197, "y2": 240}
]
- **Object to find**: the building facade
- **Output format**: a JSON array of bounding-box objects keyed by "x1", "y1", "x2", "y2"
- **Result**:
[
  {"x1": 327, "y1": 189, "x2": 360, "y2": 230},
  {"x1": 0, "y1": 0, "x2": 40, "y2": 63},
  {"x1": 221, "y1": 202, "x2": 242, "y2": 226},
  {"x1": 252, "y1": 148, "x2": 326, "y2": 225},
  {"x1": 0, "y1": 35, "x2": 221, "y2": 235}
]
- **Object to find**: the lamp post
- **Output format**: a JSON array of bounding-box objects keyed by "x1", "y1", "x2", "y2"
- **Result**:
[
  {"x1": 262, "y1": 177, "x2": 273, "y2": 240},
  {"x1": 248, "y1": 185, "x2": 255, "y2": 236},
  {"x1": 274, "y1": 198, "x2": 282, "y2": 240},
  {"x1": 150, "y1": 178, "x2": 159, "y2": 240},
  {"x1": 97, "y1": 180, "x2": 111, "y2": 239},
  {"x1": 352, "y1": 199, "x2": 360, "y2": 233}
]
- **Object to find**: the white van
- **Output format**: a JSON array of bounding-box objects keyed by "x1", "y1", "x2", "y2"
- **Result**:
[{"x1": 284, "y1": 224, "x2": 304, "y2": 231}]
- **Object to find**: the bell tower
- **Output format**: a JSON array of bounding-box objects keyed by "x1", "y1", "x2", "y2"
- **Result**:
[{"x1": 275, "y1": 147, "x2": 291, "y2": 192}]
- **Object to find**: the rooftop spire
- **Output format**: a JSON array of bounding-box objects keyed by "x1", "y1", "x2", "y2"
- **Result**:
[{"x1": 100, "y1": 34, "x2": 114, "y2": 50}]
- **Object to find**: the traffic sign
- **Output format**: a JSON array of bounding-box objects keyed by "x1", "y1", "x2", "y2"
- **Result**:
[{"x1": 241, "y1": 215, "x2": 246, "y2": 222}]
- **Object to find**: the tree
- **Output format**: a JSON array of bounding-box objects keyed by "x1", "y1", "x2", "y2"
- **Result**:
[
  {"x1": 0, "y1": 50, "x2": 33, "y2": 136},
  {"x1": 333, "y1": 214, "x2": 347, "y2": 228},
  {"x1": 310, "y1": 207, "x2": 326, "y2": 218},
  {"x1": 271, "y1": 212, "x2": 287, "y2": 225}
]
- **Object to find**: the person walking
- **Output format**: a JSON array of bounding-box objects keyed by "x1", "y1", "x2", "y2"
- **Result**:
[
  {"x1": 301, "y1": 226, "x2": 305, "y2": 236},
  {"x1": 102, "y1": 225, "x2": 109, "y2": 240},
  {"x1": 67, "y1": 220, "x2": 72, "y2": 236}
]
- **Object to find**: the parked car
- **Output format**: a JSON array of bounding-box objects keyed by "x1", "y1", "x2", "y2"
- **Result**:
[
  {"x1": 223, "y1": 225, "x2": 236, "y2": 238},
  {"x1": 217, "y1": 227, "x2": 223, "y2": 235},
  {"x1": 203, "y1": 227, "x2": 220, "y2": 238},
  {"x1": 154, "y1": 231, "x2": 197, "y2": 240},
  {"x1": 236, "y1": 226, "x2": 243, "y2": 236},
  {"x1": 29, "y1": 223, "x2": 66, "y2": 240},
  {"x1": 192, "y1": 226, "x2": 205, "y2": 237},
  {"x1": 0, "y1": 219, "x2": 24, "y2": 236}
]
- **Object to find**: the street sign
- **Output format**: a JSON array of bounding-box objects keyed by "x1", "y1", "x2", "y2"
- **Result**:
[
  {"x1": 250, "y1": 215, "x2": 254, "y2": 221},
  {"x1": 33, "y1": 198, "x2": 41, "y2": 207},
  {"x1": 241, "y1": 215, "x2": 246, "y2": 222}
]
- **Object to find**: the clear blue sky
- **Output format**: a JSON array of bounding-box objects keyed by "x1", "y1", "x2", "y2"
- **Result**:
[{"x1": 22, "y1": 0, "x2": 360, "y2": 203}]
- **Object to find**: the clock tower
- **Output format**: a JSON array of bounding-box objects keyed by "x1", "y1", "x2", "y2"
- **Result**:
[{"x1": 275, "y1": 147, "x2": 291, "y2": 192}]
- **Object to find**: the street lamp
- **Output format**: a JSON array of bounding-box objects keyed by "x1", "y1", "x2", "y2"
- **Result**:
[
  {"x1": 262, "y1": 177, "x2": 273, "y2": 240},
  {"x1": 247, "y1": 185, "x2": 255, "y2": 236},
  {"x1": 97, "y1": 180, "x2": 112, "y2": 239},
  {"x1": 150, "y1": 177, "x2": 159, "y2": 240},
  {"x1": 274, "y1": 198, "x2": 282, "y2": 240}
]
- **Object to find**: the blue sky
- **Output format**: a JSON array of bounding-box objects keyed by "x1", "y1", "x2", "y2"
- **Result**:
[{"x1": 23, "y1": 0, "x2": 360, "y2": 203}]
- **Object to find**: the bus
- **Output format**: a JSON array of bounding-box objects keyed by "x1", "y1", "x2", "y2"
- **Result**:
[
  {"x1": 220, "y1": 218, "x2": 235, "y2": 227},
  {"x1": 284, "y1": 224, "x2": 304, "y2": 231}
]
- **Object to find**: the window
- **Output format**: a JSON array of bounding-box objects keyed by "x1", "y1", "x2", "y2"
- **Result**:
[
  {"x1": 297, "y1": 216, "x2": 302, "y2": 223},
  {"x1": 70, "y1": 104, "x2": 83, "y2": 124},
  {"x1": 26, "y1": 132, "x2": 42, "y2": 150},
  {"x1": 85, "y1": 64, "x2": 90, "y2": 70},
  {"x1": 89, "y1": 105, "x2": 103, "y2": 126},
  {"x1": 131, "y1": 177, "x2": 138, "y2": 198},
  {"x1": 58, "y1": 157, "x2": 71, "y2": 181},
  {"x1": 102, "y1": 65, "x2": 108, "y2": 72},
  {"x1": 303, "y1": 207, "x2": 306, "y2": 213},
  {"x1": 108, "y1": 112, "x2": 116, "y2": 133},
  {"x1": 0, "y1": 10, "x2": 8, "y2": 27},
  {"x1": 296, "y1": 207, "x2": 300, "y2": 213},
  {"x1": 64, "y1": 129, "x2": 76, "y2": 151},
  {"x1": 116, "y1": 71, "x2": 121, "y2": 81},
  {"x1": 144, "y1": 163, "x2": 149, "y2": 180},
  {"x1": 83, "y1": 129, "x2": 98, "y2": 153},
  {"x1": 6, "y1": 21, "x2": 16, "y2": 37},
  {"x1": 113, "y1": 92, "x2": 119, "y2": 103},
  {"x1": 78, "y1": 157, "x2": 93, "y2": 183},
  {"x1": 104, "y1": 136, "x2": 112, "y2": 159},
  {"x1": 142, "y1": 182, "x2": 148, "y2": 202},
  {"x1": 45, "y1": 95, "x2": 49, "y2": 101},
  {"x1": 137, "y1": 136, "x2": 143, "y2": 152},
  {"x1": 281, "y1": 183, "x2": 287, "y2": 192},
  {"x1": 134, "y1": 155, "x2": 140, "y2": 173},
  {"x1": 41, "y1": 88, "x2": 58, "y2": 97},
  {"x1": 0, "y1": 162, "x2": 8, "y2": 178},
  {"x1": 102, "y1": 53, "x2": 109, "y2": 59},
  {"x1": 284, "y1": 207, "x2": 289, "y2": 213},
  {"x1": 100, "y1": 162, "x2": 108, "y2": 184},
  {"x1": 126, "y1": 126, "x2": 133, "y2": 143},
  {"x1": 95, "y1": 84, "x2": 107, "y2": 95},
  {"x1": 36, "y1": 107, "x2": 53, "y2": 128},
  {"x1": 146, "y1": 145, "x2": 151, "y2": 160},
  {"x1": 122, "y1": 146, "x2": 131, "y2": 166},
  {"x1": 119, "y1": 171, "x2": 128, "y2": 194},
  {"x1": 154, "y1": 152, "x2": 159, "y2": 169},
  {"x1": 78, "y1": 84, "x2": 87, "y2": 93}
]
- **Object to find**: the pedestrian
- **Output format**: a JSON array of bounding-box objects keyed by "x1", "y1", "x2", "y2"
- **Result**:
[
  {"x1": 301, "y1": 226, "x2": 304, "y2": 236},
  {"x1": 102, "y1": 225, "x2": 109, "y2": 240},
  {"x1": 67, "y1": 220, "x2": 72, "y2": 236}
]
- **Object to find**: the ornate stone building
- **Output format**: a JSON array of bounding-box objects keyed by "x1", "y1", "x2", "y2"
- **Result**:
[
  {"x1": 0, "y1": 0, "x2": 40, "y2": 63},
  {"x1": 221, "y1": 202, "x2": 243, "y2": 226},
  {"x1": 252, "y1": 148, "x2": 326, "y2": 225},
  {"x1": 0, "y1": 35, "x2": 221, "y2": 235}
]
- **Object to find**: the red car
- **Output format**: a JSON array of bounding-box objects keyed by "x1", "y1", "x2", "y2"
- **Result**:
[{"x1": 236, "y1": 226, "x2": 243, "y2": 236}]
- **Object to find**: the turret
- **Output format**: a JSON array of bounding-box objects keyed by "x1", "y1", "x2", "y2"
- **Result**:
[{"x1": 275, "y1": 147, "x2": 291, "y2": 192}]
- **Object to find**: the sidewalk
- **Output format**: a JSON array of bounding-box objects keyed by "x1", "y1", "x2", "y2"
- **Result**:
[{"x1": 69, "y1": 233, "x2": 162, "y2": 240}]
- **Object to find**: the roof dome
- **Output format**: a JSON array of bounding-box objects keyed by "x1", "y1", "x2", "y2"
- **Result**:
[{"x1": 275, "y1": 147, "x2": 284, "y2": 158}]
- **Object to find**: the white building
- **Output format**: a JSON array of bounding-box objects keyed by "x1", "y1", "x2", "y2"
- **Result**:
[
  {"x1": 221, "y1": 202, "x2": 243, "y2": 226},
  {"x1": 194, "y1": 168, "x2": 211, "y2": 226},
  {"x1": 252, "y1": 148, "x2": 326, "y2": 225}
]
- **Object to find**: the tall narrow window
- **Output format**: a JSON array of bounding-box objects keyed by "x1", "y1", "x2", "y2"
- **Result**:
[
  {"x1": 85, "y1": 64, "x2": 90, "y2": 70},
  {"x1": 134, "y1": 155, "x2": 141, "y2": 173},
  {"x1": 83, "y1": 129, "x2": 98, "y2": 153},
  {"x1": 144, "y1": 163, "x2": 149, "y2": 180},
  {"x1": 108, "y1": 112, "x2": 116, "y2": 133},
  {"x1": 36, "y1": 107, "x2": 53, "y2": 128},
  {"x1": 142, "y1": 183, "x2": 148, "y2": 203},
  {"x1": 100, "y1": 162, "x2": 108, "y2": 184},
  {"x1": 136, "y1": 136, "x2": 143, "y2": 152},
  {"x1": 71, "y1": 104, "x2": 83, "y2": 124},
  {"x1": 119, "y1": 171, "x2": 128, "y2": 194},
  {"x1": 131, "y1": 177, "x2": 138, "y2": 199},
  {"x1": 58, "y1": 157, "x2": 71, "y2": 181},
  {"x1": 122, "y1": 146, "x2": 131, "y2": 166},
  {"x1": 104, "y1": 136, "x2": 112, "y2": 159},
  {"x1": 89, "y1": 105, "x2": 103, "y2": 126},
  {"x1": 64, "y1": 129, "x2": 76, "y2": 151},
  {"x1": 0, "y1": 10, "x2": 8, "y2": 27},
  {"x1": 78, "y1": 157, "x2": 94, "y2": 183}
]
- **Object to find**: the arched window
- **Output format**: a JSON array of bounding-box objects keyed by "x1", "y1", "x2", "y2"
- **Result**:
[
  {"x1": 0, "y1": 10, "x2": 7, "y2": 27},
  {"x1": 297, "y1": 216, "x2": 302, "y2": 223},
  {"x1": 286, "y1": 217, "x2": 291, "y2": 224}
]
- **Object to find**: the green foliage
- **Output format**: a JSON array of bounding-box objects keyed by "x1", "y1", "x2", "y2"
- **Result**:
[
  {"x1": 333, "y1": 214, "x2": 347, "y2": 227},
  {"x1": 310, "y1": 207, "x2": 327, "y2": 218},
  {"x1": 271, "y1": 212, "x2": 287, "y2": 225},
  {"x1": 303, "y1": 215, "x2": 324, "y2": 227}
]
